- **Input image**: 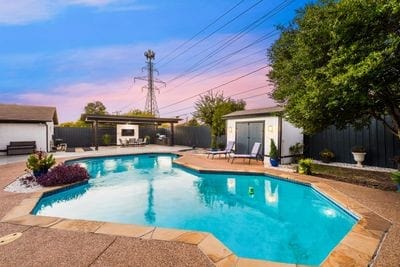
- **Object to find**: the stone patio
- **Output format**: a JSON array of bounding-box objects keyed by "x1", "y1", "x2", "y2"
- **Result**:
[{"x1": 0, "y1": 149, "x2": 399, "y2": 266}]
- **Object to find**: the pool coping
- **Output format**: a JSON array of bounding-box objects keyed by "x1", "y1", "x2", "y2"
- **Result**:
[{"x1": 1, "y1": 153, "x2": 392, "y2": 267}]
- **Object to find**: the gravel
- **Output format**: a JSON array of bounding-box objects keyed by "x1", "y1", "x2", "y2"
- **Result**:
[{"x1": 4, "y1": 173, "x2": 43, "y2": 193}]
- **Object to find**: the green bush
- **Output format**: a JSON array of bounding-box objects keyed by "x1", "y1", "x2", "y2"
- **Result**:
[
  {"x1": 102, "y1": 134, "x2": 112, "y2": 145},
  {"x1": 289, "y1": 142, "x2": 303, "y2": 163},
  {"x1": 298, "y1": 158, "x2": 313, "y2": 175},
  {"x1": 26, "y1": 151, "x2": 56, "y2": 172},
  {"x1": 391, "y1": 171, "x2": 400, "y2": 184},
  {"x1": 319, "y1": 149, "x2": 335, "y2": 163},
  {"x1": 269, "y1": 139, "x2": 278, "y2": 160}
]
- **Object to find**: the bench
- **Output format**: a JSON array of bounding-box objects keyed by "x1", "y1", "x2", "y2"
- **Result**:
[{"x1": 7, "y1": 141, "x2": 36, "y2": 155}]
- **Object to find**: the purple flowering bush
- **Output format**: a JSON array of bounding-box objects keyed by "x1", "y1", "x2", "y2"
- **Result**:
[{"x1": 36, "y1": 163, "x2": 89, "y2": 187}]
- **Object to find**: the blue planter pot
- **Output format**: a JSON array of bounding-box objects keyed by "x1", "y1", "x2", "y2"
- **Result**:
[
  {"x1": 33, "y1": 169, "x2": 49, "y2": 178},
  {"x1": 270, "y1": 158, "x2": 279, "y2": 167},
  {"x1": 397, "y1": 183, "x2": 400, "y2": 192}
]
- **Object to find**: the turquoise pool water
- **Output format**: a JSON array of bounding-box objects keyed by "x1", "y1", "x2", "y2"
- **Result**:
[{"x1": 33, "y1": 153, "x2": 357, "y2": 265}]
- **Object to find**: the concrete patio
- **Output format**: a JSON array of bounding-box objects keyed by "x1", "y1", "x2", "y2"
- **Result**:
[{"x1": 0, "y1": 148, "x2": 399, "y2": 266}]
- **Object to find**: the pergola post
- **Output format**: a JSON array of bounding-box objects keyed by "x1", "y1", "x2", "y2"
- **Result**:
[
  {"x1": 170, "y1": 122, "x2": 174, "y2": 146},
  {"x1": 94, "y1": 120, "x2": 98, "y2": 151}
]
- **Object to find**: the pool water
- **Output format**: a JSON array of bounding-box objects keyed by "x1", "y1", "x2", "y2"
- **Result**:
[{"x1": 33, "y1": 153, "x2": 357, "y2": 265}]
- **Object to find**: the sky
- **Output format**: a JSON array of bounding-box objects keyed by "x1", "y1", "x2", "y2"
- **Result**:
[{"x1": 0, "y1": 0, "x2": 310, "y2": 122}]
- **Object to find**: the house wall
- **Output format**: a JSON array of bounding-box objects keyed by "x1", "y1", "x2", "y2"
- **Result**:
[
  {"x1": 226, "y1": 116, "x2": 303, "y2": 164},
  {"x1": 116, "y1": 124, "x2": 139, "y2": 145},
  {"x1": 0, "y1": 122, "x2": 53, "y2": 153},
  {"x1": 281, "y1": 119, "x2": 303, "y2": 164}
]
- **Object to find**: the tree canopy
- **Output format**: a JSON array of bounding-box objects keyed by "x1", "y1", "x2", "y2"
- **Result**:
[
  {"x1": 124, "y1": 109, "x2": 155, "y2": 118},
  {"x1": 194, "y1": 92, "x2": 245, "y2": 148},
  {"x1": 268, "y1": 0, "x2": 400, "y2": 139},
  {"x1": 84, "y1": 101, "x2": 107, "y2": 115},
  {"x1": 59, "y1": 120, "x2": 88, "y2": 128}
]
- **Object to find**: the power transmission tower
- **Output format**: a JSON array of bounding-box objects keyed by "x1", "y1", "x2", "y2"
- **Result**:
[{"x1": 134, "y1": 49, "x2": 165, "y2": 117}]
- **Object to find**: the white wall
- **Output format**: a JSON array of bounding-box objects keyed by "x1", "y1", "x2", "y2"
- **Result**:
[
  {"x1": 226, "y1": 116, "x2": 303, "y2": 164},
  {"x1": 226, "y1": 117, "x2": 279, "y2": 156},
  {"x1": 281, "y1": 119, "x2": 303, "y2": 164},
  {"x1": 0, "y1": 123, "x2": 51, "y2": 153},
  {"x1": 116, "y1": 124, "x2": 139, "y2": 145}
]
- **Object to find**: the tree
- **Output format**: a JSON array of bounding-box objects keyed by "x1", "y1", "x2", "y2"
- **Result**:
[
  {"x1": 124, "y1": 109, "x2": 154, "y2": 118},
  {"x1": 194, "y1": 92, "x2": 245, "y2": 148},
  {"x1": 59, "y1": 120, "x2": 89, "y2": 128},
  {"x1": 184, "y1": 118, "x2": 200, "y2": 127},
  {"x1": 268, "y1": 0, "x2": 400, "y2": 139},
  {"x1": 84, "y1": 101, "x2": 107, "y2": 115}
]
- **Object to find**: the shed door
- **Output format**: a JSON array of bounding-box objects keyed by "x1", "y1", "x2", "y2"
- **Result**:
[{"x1": 235, "y1": 122, "x2": 264, "y2": 155}]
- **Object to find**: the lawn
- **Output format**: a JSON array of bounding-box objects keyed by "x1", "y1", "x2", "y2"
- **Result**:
[{"x1": 312, "y1": 163, "x2": 397, "y2": 191}]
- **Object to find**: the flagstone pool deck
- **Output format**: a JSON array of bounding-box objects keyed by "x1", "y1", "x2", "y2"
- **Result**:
[{"x1": 0, "y1": 150, "x2": 399, "y2": 266}]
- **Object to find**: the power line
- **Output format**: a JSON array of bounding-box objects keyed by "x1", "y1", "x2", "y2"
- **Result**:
[
  {"x1": 159, "y1": 65, "x2": 268, "y2": 110},
  {"x1": 161, "y1": 84, "x2": 268, "y2": 116},
  {"x1": 166, "y1": 0, "x2": 293, "y2": 84},
  {"x1": 157, "y1": 0, "x2": 246, "y2": 65},
  {"x1": 158, "y1": 0, "x2": 265, "y2": 69}
]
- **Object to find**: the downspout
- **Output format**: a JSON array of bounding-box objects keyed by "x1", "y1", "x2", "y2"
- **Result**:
[
  {"x1": 278, "y1": 116, "x2": 283, "y2": 160},
  {"x1": 45, "y1": 122, "x2": 49, "y2": 152}
]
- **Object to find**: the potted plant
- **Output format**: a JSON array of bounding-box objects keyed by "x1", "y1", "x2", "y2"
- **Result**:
[
  {"x1": 390, "y1": 171, "x2": 400, "y2": 192},
  {"x1": 289, "y1": 142, "x2": 303, "y2": 163},
  {"x1": 352, "y1": 146, "x2": 366, "y2": 167},
  {"x1": 298, "y1": 158, "x2": 313, "y2": 175},
  {"x1": 269, "y1": 139, "x2": 279, "y2": 167},
  {"x1": 319, "y1": 149, "x2": 335, "y2": 163},
  {"x1": 26, "y1": 151, "x2": 56, "y2": 178}
]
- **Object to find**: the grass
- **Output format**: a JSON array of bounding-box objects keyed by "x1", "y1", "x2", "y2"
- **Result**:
[{"x1": 311, "y1": 163, "x2": 397, "y2": 191}]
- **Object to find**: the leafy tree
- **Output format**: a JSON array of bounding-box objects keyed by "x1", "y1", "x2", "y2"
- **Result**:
[
  {"x1": 268, "y1": 0, "x2": 400, "y2": 139},
  {"x1": 124, "y1": 109, "x2": 154, "y2": 118},
  {"x1": 84, "y1": 101, "x2": 107, "y2": 115},
  {"x1": 59, "y1": 120, "x2": 89, "y2": 128},
  {"x1": 184, "y1": 118, "x2": 200, "y2": 127},
  {"x1": 194, "y1": 92, "x2": 245, "y2": 148}
]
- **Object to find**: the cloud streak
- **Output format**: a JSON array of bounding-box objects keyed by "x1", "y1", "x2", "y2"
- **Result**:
[{"x1": 0, "y1": 0, "x2": 149, "y2": 25}]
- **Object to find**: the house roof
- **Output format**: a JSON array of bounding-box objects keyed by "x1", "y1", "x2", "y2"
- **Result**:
[
  {"x1": 223, "y1": 106, "x2": 284, "y2": 119},
  {"x1": 0, "y1": 104, "x2": 58, "y2": 124},
  {"x1": 82, "y1": 114, "x2": 181, "y2": 124}
]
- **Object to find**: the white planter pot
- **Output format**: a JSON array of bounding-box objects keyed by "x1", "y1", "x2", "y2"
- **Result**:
[{"x1": 352, "y1": 152, "x2": 366, "y2": 167}]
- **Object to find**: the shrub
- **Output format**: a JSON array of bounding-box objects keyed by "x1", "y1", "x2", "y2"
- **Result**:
[
  {"x1": 289, "y1": 142, "x2": 303, "y2": 163},
  {"x1": 102, "y1": 134, "x2": 112, "y2": 145},
  {"x1": 36, "y1": 163, "x2": 89, "y2": 187},
  {"x1": 269, "y1": 139, "x2": 278, "y2": 160},
  {"x1": 391, "y1": 171, "x2": 400, "y2": 184},
  {"x1": 319, "y1": 149, "x2": 335, "y2": 163},
  {"x1": 298, "y1": 158, "x2": 313, "y2": 175},
  {"x1": 26, "y1": 151, "x2": 56, "y2": 173}
]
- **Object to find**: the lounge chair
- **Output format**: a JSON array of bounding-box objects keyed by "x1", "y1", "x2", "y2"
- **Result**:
[
  {"x1": 230, "y1": 142, "x2": 262, "y2": 164},
  {"x1": 207, "y1": 141, "x2": 235, "y2": 159}
]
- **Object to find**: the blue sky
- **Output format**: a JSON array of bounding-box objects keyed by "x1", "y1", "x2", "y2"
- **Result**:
[{"x1": 0, "y1": 0, "x2": 310, "y2": 122}]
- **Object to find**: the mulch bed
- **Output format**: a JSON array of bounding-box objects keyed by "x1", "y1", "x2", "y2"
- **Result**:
[{"x1": 312, "y1": 164, "x2": 398, "y2": 191}]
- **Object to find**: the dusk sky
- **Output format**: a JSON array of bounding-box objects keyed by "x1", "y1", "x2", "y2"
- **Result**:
[{"x1": 0, "y1": 0, "x2": 310, "y2": 122}]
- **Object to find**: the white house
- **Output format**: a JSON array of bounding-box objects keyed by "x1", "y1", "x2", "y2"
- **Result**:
[
  {"x1": 0, "y1": 104, "x2": 58, "y2": 154},
  {"x1": 223, "y1": 106, "x2": 303, "y2": 164}
]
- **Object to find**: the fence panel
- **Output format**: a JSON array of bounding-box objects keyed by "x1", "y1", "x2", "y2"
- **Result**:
[
  {"x1": 305, "y1": 117, "x2": 400, "y2": 168},
  {"x1": 54, "y1": 127, "x2": 116, "y2": 147}
]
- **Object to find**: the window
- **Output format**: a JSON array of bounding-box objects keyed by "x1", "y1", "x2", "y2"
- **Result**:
[{"x1": 121, "y1": 129, "x2": 135, "y2": 136}]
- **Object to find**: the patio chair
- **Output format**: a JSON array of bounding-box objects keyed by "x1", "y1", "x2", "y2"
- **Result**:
[
  {"x1": 119, "y1": 138, "x2": 127, "y2": 147},
  {"x1": 230, "y1": 142, "x2": 262, "y2": 164},
  {"x1": 138, "y1": 137, "x2": 148, "y2": 146},
  {"x1": 207, "y1": 141, "x2": 235, "y2": 159}
]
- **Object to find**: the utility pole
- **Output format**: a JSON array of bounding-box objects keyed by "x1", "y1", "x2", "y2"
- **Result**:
[{"x1": 134, "y1": 49, "x2": 165, "y2": 117}]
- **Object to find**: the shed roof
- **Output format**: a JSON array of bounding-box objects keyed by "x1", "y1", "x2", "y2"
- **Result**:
[
  {"x1": 0, "y1": 104, "x2": 58, "y2": 124},
  {"x1": 223, "y1": 106, "x2": 284, "y2": 119}
]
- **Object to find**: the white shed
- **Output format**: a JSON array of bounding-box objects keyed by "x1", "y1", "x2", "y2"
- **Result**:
[
  {"x1": 223, "y1": 106, "x2": 303, "y2": 164},
  {"x1": 0, "y1": 104, "x2": 58, "y2": 154}
]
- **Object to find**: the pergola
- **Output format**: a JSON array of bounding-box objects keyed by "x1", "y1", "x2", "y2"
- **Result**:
[{"x1": 83, "y1": 114, "x2": 181, "y2": 150}]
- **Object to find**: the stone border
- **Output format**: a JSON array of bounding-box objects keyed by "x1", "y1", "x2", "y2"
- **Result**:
[{"x1": 1, "y1": 154, "x2": 392, "y2": 266}]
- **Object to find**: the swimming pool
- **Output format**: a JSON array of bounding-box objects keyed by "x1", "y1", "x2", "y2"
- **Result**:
[{"x1": 33, "y1": 153, "x2": 357, "y2": 265}]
